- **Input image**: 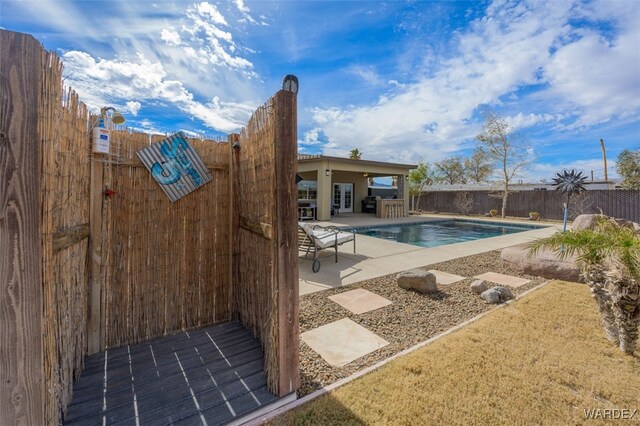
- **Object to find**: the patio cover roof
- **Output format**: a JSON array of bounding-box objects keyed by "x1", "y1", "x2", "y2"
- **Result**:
[{"x1": 298, "y1": 155, "x2": 417, "y2": 175}]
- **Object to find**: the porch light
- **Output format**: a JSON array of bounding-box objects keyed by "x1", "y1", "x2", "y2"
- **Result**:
[
  {"x1": 282, "y1": 74, "x2": 299, "y2": 95},
  {"x1": 325, "y1": 169, "x2": 330, "y2": 176},
  {"x1": 363, "y1": 173, "x2": 368, "y2": 177}
]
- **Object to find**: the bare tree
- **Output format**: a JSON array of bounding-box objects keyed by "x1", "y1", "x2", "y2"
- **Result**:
[
  {"x1": 475, "y1": 113, "x2": 531, "y2": 218},
  {"x1": 464, "y1": 147, "x2": 493, "y2": 183},
  {"x1": 616, "y1": 148, "x2": 640, "y2": 189},
  {"x1": 453, "y1": 192, "x2": 474, "y2": 215},
  {"x1": 435, "y1": 157, "x2": 466, "y2": 184}
]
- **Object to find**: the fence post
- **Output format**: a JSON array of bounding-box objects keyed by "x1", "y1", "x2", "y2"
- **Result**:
[
  {"x1": 0, "y1": 30, "x2": 45, "y2": 425},
  {"x1": 88, "y1": 157, "x2": 104, "y2": 354},
  {"x1": 273, "y1": 90, "x2": 300, "y2": 396}
]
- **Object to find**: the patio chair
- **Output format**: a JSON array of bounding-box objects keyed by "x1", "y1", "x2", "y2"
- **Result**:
[{"x1": 298, "y1": 222, "x2": 356, "y2": 273}]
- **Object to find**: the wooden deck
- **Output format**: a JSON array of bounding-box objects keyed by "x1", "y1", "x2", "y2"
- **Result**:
[{"x1": 64, "y1": 321, "x2": 279, "y2": 425}]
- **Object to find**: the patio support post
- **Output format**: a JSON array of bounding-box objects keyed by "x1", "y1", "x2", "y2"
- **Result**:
[
  {"x1": 317, "y1": 161, "x2": 332, "y2": 220},
  {"x1": 402, "y1": 174, "x2": 410, "y2": 215}
]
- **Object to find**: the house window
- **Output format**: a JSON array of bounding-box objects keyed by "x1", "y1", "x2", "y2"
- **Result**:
[{"x1": 298, "y1": 180, "x2": 317, "y2": 201}]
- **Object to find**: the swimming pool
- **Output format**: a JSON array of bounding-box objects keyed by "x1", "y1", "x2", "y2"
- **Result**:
[{"x1": 352, "y1": 219, "x2": 545, "y2": 248}]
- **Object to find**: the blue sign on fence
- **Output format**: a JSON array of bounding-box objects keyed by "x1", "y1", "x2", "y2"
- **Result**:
[{"x1": 137, "y1": 132, "x2": 212, "y2": 202}]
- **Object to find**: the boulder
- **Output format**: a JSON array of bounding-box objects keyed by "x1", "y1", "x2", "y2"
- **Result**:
[
  {"x1": 571, "y1": 214, "x2": 603, "y2": 231},
  {"x1": 608, "y1": 217, "x2": 637, "y2": 231},
  {"x1": 397, "y1": 269, "x2": 437, "y2": 294},
  {"x1": 501, "y1": 243, "x2": 581, "y2": 282},
  {"x1": 480, "y1": 289, "x2": 500, "y2": 304},
  {"x1": 493, "y1": 286, "x2": 514, "y2": 301},
  {"x1": 572, "y1": 214, "x2": 640, "y2": 233},
  {"x1": 470, "y1": 280, "x2": 488, "y2": 294}
]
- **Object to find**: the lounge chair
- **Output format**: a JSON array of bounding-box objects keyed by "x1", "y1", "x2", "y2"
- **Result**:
[{"x1": 298, "y1": 222, "x2": 356, "y2": 273}]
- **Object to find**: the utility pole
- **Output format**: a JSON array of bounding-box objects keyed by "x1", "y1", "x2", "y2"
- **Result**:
[{"x1": 600, "y1": 138, "x2": 608, "y2": 182}]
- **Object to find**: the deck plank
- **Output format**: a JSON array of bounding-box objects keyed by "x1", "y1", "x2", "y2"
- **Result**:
[{"x1": 65, "y1": 321, "x2": 278, "y2": 426}]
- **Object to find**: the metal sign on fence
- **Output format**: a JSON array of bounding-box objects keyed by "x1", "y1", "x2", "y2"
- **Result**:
[{"x1": 137, "y1": 132, "x2": 212, "y2": 202}]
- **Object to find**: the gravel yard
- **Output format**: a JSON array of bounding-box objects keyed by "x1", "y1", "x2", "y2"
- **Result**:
[{"x1": 298, "y1": 249, "x2": 548, "y2": 397}]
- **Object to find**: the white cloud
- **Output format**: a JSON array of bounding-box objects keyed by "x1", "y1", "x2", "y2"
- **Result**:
[
  {"x1": 309, "y1": 0, "x2": 639, "y2": 171},
  {"x1": 234, "y1": 0, "x2": 250, "y2": 14},
  {"x1": 544, "y1": 30, "x2": 640, "y2": 128},
  {"x1": 160, "y1": 28, "x2": 181, "y2": 46},
  {"x1": 61, "y1": 51, "x2": 252, "y2": 132},
  {"x1": 347, "y1": 65, "x2": 383, "y2": 86},
  {"x1": 193, "y1": 2, "x2": 227, "y2": 26},
  {"x1": 172, "y1": 2, "x2": 254, "y2": 72},
  {"x1": 505, "y1": 112, "x2": 558, "y2": 129},
  {"x1": 299, "y1": 128, "x2": 325, "y2": 146},
  {"x1": 311, "y1": 0, "x2": 575, "y2": 163},
  {"x1": 125, "y1": 101, "x2": 141, "y2": 116}
]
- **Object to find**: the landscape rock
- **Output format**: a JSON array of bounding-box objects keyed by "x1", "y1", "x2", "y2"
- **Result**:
[
  {"x1": 608, "y1": 217, "x2": 637, "y2": 231},
  {"x1": 501, "y1": 243, "x2": 581, "y2": 282},
  {"x1": 493, "y1": 286, "x2": 514, "y2": 301},
  {"x1": 480, "y1": 289, "x2": 500, "y2": 304},
  {"x1": 396, "y1": 269, "x2": 437, "y2": 294},
  {"x1": 571, "y1": 214, "x2": 603, "y2": 231},
  {"x1": 470, "y1": 280, "x2": 488, "y2": 294}
]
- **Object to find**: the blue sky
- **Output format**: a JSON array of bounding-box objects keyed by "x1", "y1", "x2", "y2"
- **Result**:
[{"x1": 2, "y1": 0, "x2": 639, "y2": 182}]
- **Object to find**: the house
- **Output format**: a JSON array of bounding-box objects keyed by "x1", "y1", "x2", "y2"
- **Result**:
[{"x1": 297, "y1": 154, "x2": 417, "y2": 220}]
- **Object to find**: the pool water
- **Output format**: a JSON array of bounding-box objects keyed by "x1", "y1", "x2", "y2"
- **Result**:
[{"x1": 353, "y1": 219, "x2": 544, "y2": 248}]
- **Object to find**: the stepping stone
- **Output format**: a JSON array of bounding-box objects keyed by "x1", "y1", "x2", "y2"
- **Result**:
[
  {"x1": 301, "y1": 318, "x2": 389, "y2": 367},
  {"x1": 427, "y1": 270, "x2": 466, "y2": 285},
  {"x1": 329, "y1": 289, "x2": 392, "y2": 314},
  {"x1": 474, "y1": 271, "x2": 530, "y2": 288}
]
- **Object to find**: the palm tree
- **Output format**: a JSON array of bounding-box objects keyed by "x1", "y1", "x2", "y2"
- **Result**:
[
  {"x1": 349, "y1": 148, "x2": 362, "y2": 160},
  {"x1": 529, "y1": 218, "x2": 640, "y2": 354},
  {"x1": 552, "y1": 169, "x2": 587, "y2": 232}
]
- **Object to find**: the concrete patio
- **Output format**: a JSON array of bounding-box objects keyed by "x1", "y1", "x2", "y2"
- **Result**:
[{"x1": 298, "y1": 214, "x2": 560, "y2": 295}]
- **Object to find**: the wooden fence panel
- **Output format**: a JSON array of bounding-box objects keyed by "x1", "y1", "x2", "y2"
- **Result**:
[
  {"x1": 233, "y1": 91, "x2": 299, "y2": 396},
  {"x1": 420, "y1": 189, "x2": 640, "y2": 222},
  {"x1": 0, "y1": 30, "x2": 45, "y2": 426},
  {"x1": 101, "y1": 132, "x2": 231, "y2": 348}
]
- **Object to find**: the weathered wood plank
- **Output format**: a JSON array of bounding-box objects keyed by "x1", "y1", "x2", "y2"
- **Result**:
[
  {"x1": 0, "y1": 30, "x2": 45, "y2": 425},
  {"x1": 273, "y1": 90, "x2": 300, "y2": 396},
  {"x1": 52, "y1": 223, "x2": 90, "y2": 252},
  {"x1": 88, "y1": 158, "x2": 104, "y2": 354}
]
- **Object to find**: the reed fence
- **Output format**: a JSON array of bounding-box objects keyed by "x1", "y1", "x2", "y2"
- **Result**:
[
  {"x1": 233, "y1": 91, "x2": 299, "y2": 396},
  {"x1": 100, "y1": 131, "x2": 232, "y2": 348},
  {"x1": 1, "y1": 29, "x2": 299, "y2": 425}
]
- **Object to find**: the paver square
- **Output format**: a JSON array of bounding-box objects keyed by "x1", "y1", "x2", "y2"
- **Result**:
[
  {"x1": 328, "y1": 288, "x2": 393, "y2": 314},
  {"x1": 301, "y1": 318, "x2": 389, "y2": 367},
  {"x1": 474, "y1": 271, "x2": 531, "y2": 288},
  {"x1": 427, "y1": 270, "x2": 466, "y2": 285}
]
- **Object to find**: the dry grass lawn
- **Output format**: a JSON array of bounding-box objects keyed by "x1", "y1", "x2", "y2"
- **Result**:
[{"x1": 272, "y1": 281, "x2": 640, "y2": 425}]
